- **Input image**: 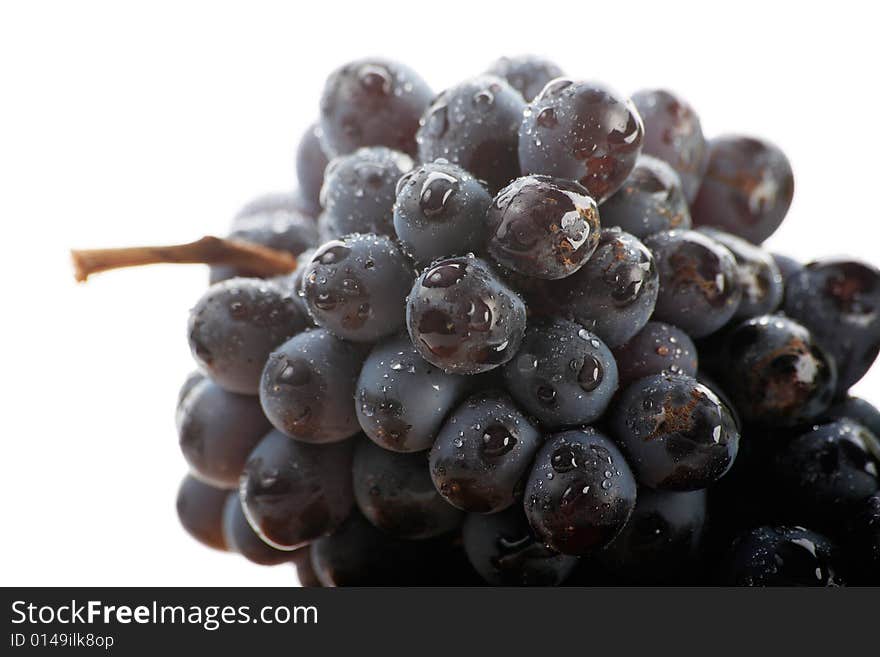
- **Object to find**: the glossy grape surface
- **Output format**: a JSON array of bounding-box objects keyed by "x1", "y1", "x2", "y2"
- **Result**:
[
  {"x1": 613, "y1": 321, "x2": 698, "y2": 387},
  {"x1": 486, "y1": 175, "x2": 600, "y2": 279},
  {"x1": 222, "y1": 494, "x2": 292, "y2": 566},
  {"x1": 599, "y1": 155, "x2": 691, "y2": 238},
  {"x1": 301, "y1": 234, "x2": 414, "y2": 342},
  {"x1": 503, "y1": 318, "x2": 618, "y2": 427},
  {"x1": 524, "y1": 428, "x2": 637, "y2": 555},
  {"x1": 393, "y1": 160, "x2": 492, "y2": 265},
  {"x1": 176, "y1": 474, "x2": 229, "y2": 551},
  {"x1": 416, "y1": 75, "x2": 525, "y2": 193},
  {"x1": 486, "y1": 55, "x2": 565, "y2": 102},
  {"x1": 356, "y1": 333, "x2": 470, "y2": 452},
  {"x1": 519, "y1": 80, "x2": 643, "y2": 203},
  {"x1": 609, "y1": 374, "x2": 740, "y2": 490},
  {"x1": 430, "y1": 390, "x2": 542, "y2": 513},
  {"x1": 406, "y1": 255, "x2": 527, "y2": 375},
  {"x1": 259, "y1": 329, "x2": 365, "y2": 443}
]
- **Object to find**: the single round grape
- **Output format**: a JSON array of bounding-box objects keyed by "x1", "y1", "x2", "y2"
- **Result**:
[
  {"x1": 613, "y1": 321, "x2": 698, "y2": 387},
  {"x1": 719, "y1": 526, "x2": 844, "y2": 586},
  {"x1": 240, "y1": 430, "x2": 353, "y2": 550},
  {"x1": 177, "y1": 378, "x2": 271, "y2": 489},
  {"x1": 319, "y1": 58, "x2": 432, "y2": 157},
  {"x1": 486, "y1": 55, "x2": 565, "y2": 102},
  {"x1": 502, "y1": 318, "x2": 618, "y2": 428},
  {"x1": 846, "y1": 493, "x2": 880, "y2": 583},
  {"x1": 643, "y1": 229, "x2": 742, "y2": 338},
  {"x1": 176, "y1": 371, "x2": 205, "y2": 411},
  {"x1": 697, "y1": 227, "x2": 783, "y2": 319},
  {"x1": 393, "y1": 160, "x2": 492, "y2": 265},
  {"x1": 773, "y1": 419, "x2": 879, "y2": 518},
  {"x1": 691, "y1": 135, "x2": 794, "y2": 244},
  {"x1": 550, "y1": 227, "x2": 659, "y2": 347},
  {"x1": 301, "y1": 234, "x2": 414, "y2": 342},
  {"x1": 176, "y1": 474, "x2": 229, "y2": 551},
  {"x1": 234, "y1": 190, "x2": 318, "y2": 222},
  {"x1": 609, "y1": 374, "x2": 740, "y2": 491},
  {"x1": 188, "y1": 278, "x2": 308, "y2": 394},
  {"x1": 210, "y1": 209, "x2": 319, "y2": 284},
  {"x1": 486, "y1": 175, "x2": 600, "y2": 279},
  {"x1": 462, "y1": 507, "x2": 578, "y2": 585},
  {"x1": 824, "y1": 396, "x2": 880, "y2": 437},
  {"x1": 352, "y1": 440, "x2": 462, "y2": 540},
  {"x1": 416, "y1": 75, "x2": 526, "y2": 193},
  {"x1": 630, "y1": 89, "x2": 708, "y2": 203},
  {"x1": 406, "y1": 255, "x2": 527, "y2": 374},
  {"x1": 429, "y1": 390, "x2": 542, "y2": 513},
  {"x1": 783, "y1": 259, "x2": 880, "y2": 393},
  {"x1": 259, "y1": 329, "x2": 365, "y2": 443},
  {"x1": 221, "y1": 494, "x2": 292, "y2": 566},
  {"x1": 772, "y1": 252, "x2": 803, "y2": 286},
  {"x1": 356, "y1": 333, "x2": 470, "y2": 453},
  {"x1": 600, "y1": 487, "x2": 707, "y2": 584},
  {"x1": 295, "y1": 122, "x2": 330, "y2": 216},
  {"x1": 320, "y1": 147, "x2": 413, "y2": 238},
  {"x1": 524, "y1": 428, "x2": 637, "y2": 555},
  {"x1": 519, "y1": 80, "x2": 644, "y2": 203},
  {"x1": 715, "y1": 315, "x2": 837, "y2": 427},
  {"x1": 599, "y1": 155, "x2": 691, "y2": 239}
]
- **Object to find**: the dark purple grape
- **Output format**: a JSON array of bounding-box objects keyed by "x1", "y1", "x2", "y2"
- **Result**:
[
  {"x1": 319, "y1": 58, "x2": 432, "y2": 157},
  {"x1": 824, "y1": 397, "x2": 880, "y2": 437},
  {"x1": 600, "y1": 487, "x2": 707, "y2": 584},
  {"x1": 320, "y1": 147, "x2": 413, "y2": 238},
  {"x1": 846, "y1": 493, "x2": 880, "y2": 583},
  {"x1": 188, "y1": 278, "x2": 308, "y2": 394},
  {"x1": 301, "y1": 234, "x2": 414, "y2": 342},
  {"x1": 211, "y1": 209, "x2": 319, "y2": 284},
  {"x1": 783, "y1": 259, "x2": 880, "y2": 393},
  {"x1": 550, "y1": 227, "x2": 659, "y2": 347},
  {"x1": 630, "y1": 89, "x2": 708, "y2": 203},
  {"x1": 406, "y1": 255, "x2": 527, "y2": 374},
  {"x1": 719, "y1": 526, "x2": 844, "y2": 586},
  {"x1": 524, "y1": 428, "x2": 637, "y2": 555},
  {"x1": 486, "y1": 175, "x2": 600, "y2": 279},
  {"x1": 691, "y1": 135, "x2": 794, "y2": 244},
  {"x1": 772, "y1": 252, "x2": 803, "y2": 286},
  {"x1": 177, "y1": 371, "x2": 205, "y2": 410},
  {"x1": 599, "y1": 155, "x2": 691, "y2": 238},
  {"x1": 429, "y1": 390, "x2": 542, "y2": 513},
  {"x1": 259, "y1": 328, "x2": 365, "y2": 443},
  {"x1": 177, "y1": 379, "x2": 270, "y2": 489},
  {"x1": 240, "y1": 430, "x2": 353, "y2": 550},
  {"x1": 462, "y1": 507, "x2": 578, "y2": 585},
  {"x1": 613, "y1": 321, "x2": 698, "y2": 387},
  {"x1": 773, "y1": 419, "x2": 879, "y2": 518},
  {"x1": 698, "y1": 227, "x2": 783, "y2": 319},
  {"x1": 221, "y1": 494, "x2": 292, "y2": 566},
  {"x1": 519, "y1": 80, "x2": 643, "y2": 203},
  {"x1": 356, "y1": 334, "x2": 470, "y2": 453},
  {"x1": 393, "y1": 160, "x2": 492, "y2": 265},
  {"x1": 416, "y1": 75, "x2": 525, "y2": 193},
  {"x1": 716, "y1": 315, "x2": 837, "y2": 427},
  {"x1": 609, "y1": 374, "x2": 740, "y2": 491},
  {"x1": 309, "y1": 511, "x2": 469, "y2": 586},
  {"x1": 502, "y1": 318, "x2": 618, "y2": 427},
  {"x1": 292, "y1": 548, "x2": 321, "y2": 587},
  {"x1": 176, "y1": 474, "x2": 229, "y2": 551},
  {"x1": 353, "y1": 440, "x2": 462, "y2": 540},
  {"x1": 486, "y1": 55, "x2": 565, "y2": 102},
  {"x1": 643, "y1": 229, "x2": 742, "y2": 338},
  {"x1": 295, "y1": 122, "x2": 330, "y2": 215},
  {"x1": 234, "y1": 190, "x2": 318, "y2": 222}
]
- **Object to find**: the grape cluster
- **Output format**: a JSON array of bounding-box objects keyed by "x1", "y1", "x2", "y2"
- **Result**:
[{"x1": 174, "y1": 56, "x2": 880, "y2": 587}]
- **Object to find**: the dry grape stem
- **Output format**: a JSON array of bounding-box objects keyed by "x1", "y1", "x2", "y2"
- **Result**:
[{"x1": 71, "y1": 236, "x2": 298, "y2": 282}]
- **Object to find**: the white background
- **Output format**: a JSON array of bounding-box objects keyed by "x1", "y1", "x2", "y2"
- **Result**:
[{"x1": 1, "y1": 1, "x2": 878, "y2": 586}]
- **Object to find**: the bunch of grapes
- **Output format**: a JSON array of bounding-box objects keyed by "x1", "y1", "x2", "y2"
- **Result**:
[{"x1": 79, "y1": 55, "x2": 880, "y2": 586}]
